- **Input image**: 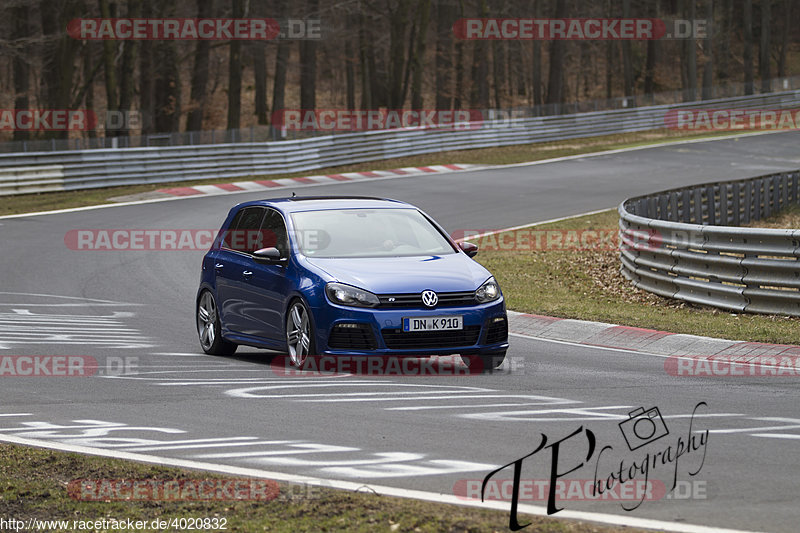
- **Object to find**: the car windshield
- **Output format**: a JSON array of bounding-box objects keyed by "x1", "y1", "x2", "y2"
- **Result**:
[{"x1": 290, "y1": 208, "x2": 456, "y2": 258}]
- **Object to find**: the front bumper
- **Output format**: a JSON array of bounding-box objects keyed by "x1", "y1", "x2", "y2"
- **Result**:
[{"x1": 311, "y1": 298, "x2": 509, "y2": 356}]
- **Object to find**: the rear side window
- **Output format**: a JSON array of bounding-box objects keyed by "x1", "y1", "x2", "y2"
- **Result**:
[{"x1": 225, "y1": 207, "x2": 266, "y2": 252}]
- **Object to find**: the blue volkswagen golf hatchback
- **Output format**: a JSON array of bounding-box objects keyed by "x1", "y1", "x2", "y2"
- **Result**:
[{"x1": 196, "y1": 197, "x2": 508, "y2": 370}]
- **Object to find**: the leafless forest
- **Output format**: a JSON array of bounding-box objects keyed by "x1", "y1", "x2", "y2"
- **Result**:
[{"x1": 1, "y1": 0, "x2": 797, "y2": 140}]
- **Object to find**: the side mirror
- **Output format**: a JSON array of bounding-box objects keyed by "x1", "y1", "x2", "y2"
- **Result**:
[
  {"x1": 458, "y1": 241, "x2": 478, "y2": 258},
  {"x1": 252, "y1": 247, "x2": 285, "y2": 264}
]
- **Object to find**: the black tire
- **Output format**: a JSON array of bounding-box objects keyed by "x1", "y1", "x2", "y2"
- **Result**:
[
  {"x1": 196, "y1": 290, "x2": 238, "y2": 356},
  {"x1": 461, "y1": 350, "x2": 506, "y2": 373},
  {"x1": 285, "y1": 299, "x2": 316, "y2": 367}
]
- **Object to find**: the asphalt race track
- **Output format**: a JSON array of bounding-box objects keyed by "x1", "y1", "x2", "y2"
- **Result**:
[{"x1": 1, "y1": 131, "x2": 799, "y2": 532}]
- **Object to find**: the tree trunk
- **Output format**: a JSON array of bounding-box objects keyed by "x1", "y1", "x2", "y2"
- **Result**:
[
  {"x1": 685, "y1": 0, "x2": 697, "y2": 101},
  {"x1": 743, "y1": 0, "x2": 754, "y2": 94},
  {"x1": 470, "y1": 0, "x2": 489, "y2": 108},
  {"x1": 717, "y1": 0, "x2": 732, "y2": 93},
  {"x1": 492, "y1": 40, "x2": 505, "y2": 109},
  {"x1": 344, "y1": 13, "x2": 356, "y2": 110},
  {"x1": 98, "y1": 0, "x2": 118, "y2": 136},
  {"x1": 531, "y1": 0, "x2": 543, "y2": 106},
  {"x1": 357, "y1": 8, "x2": 372, "y2": 109},
  {"x1": 138, "y1": 0, "x2": 154, "y2": 134},
  {"x1": 776, "y1": 0, "x2": 790, "y2": 77},
  {"x1": 453, "y1": 0, "x2": 465, "y2": 109},
  {"x1": 227, "y1": 0, "x2": 244, "y2": 131},
  {"x1": 118, "y1": 0, "x2": 141, "y2": 137},
  {"x1": 186, "y1": 0, "x2": 212, "y2": 131},
  {"x1": 759, "y1": 0, "x2": 771, "y2": 92},
  {"x1": 435, "y1": 0, "x2": 454, "y2": 110},
  {"x1": 299, "y1": 0, "x2": 319, "y2": 111},
  {"x1": 388, "y1": 0, "x2": 411, "y2": 108},
  {"x1": 621, "y1": 0, "x2": 634, "y2": 96},
  {"x1": 410, "y1": 0, "x2": 431, "y2": 109},
  {"x1": 546, "y1": 0, "x2": 568, "y2": 106},
  {"x1": 12, "y1": 3, "x2": 30, "y2": 141},
  {"x1": 702, "y1": 0, "x2": 713, "y2": 99},
  {"x1": 39, "y1": 0, "x2": 81, "y2": 139}
]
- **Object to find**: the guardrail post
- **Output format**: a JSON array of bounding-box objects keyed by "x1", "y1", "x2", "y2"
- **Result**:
[
  {"x1": 694, "y1": 188, "x2": 703, "y2": 223},
  {"x1": 707, "y1": 185, "x2": 716, "y2": 225},
  {"x1": 719, "y1": 183, "x2": 729, "y2": 225},
  {"x1": 682, "y1": 189, "x2": 691, "y2": 222},
  {"x1": 753, "y1": 180, "x2": 762, "y2": 220},
  {"x1": 670, "y1": 192, "x2": 679, "y2": 220}
]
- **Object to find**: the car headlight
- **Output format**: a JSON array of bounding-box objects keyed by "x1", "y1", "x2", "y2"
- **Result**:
[
  {"x1": 325, "y1": 282, "x2": 380, "y2": 308},
  {"x1": 475, "y1": 277, "x2": 501, "y2": 303}
]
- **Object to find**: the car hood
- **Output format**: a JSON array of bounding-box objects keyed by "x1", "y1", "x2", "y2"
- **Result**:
[{"x1": 304, "y1": 253, "x2": 492, "y2": 294}]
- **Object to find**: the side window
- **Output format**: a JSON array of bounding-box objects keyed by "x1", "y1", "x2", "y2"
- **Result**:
[
  {"x1": 227, "y1": 207, "x2": 266, "y2": 253},
  {"x1": 260, "y1": 209, "x2": 289, "y2": 257},
  {"x1": 220, "y1": 209, "x2": 244, "y2": 249}
]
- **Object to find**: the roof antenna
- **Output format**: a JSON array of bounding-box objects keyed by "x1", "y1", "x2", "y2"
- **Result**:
[{"x1": 291, "y1": 191, "x2": 297, "y2": 198}]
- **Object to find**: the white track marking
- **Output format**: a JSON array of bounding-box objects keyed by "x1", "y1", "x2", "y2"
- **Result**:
[
  {"x1": 122, "y1": 440, "x2": 296, "y2": 452},
  {"x1": 0, "y1": 434, "x2": 762, "y2": 533},
  {"x1": 0, "y1": 292, "x2": 141, "y2": 306}
]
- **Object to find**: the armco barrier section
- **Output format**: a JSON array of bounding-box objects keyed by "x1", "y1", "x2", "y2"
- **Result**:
[
  {"x1": 0, "y1": 90, "x2": 798, "y2": 196},
  {"x1": 619, "y1": 170, "x2": 800, "y2": 316}
]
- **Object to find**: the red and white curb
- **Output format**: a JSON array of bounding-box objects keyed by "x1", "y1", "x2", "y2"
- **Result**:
[
  {"x1": 508, "y1": 310, "x2": 800, "y2": 360},
  {"x1": 157, "y1": 164, "x2": 483, "y2": 198}
]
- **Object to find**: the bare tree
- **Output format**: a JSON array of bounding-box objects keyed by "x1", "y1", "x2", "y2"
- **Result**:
[
  {"x1": 299, "y1": 0, "x2": 320, "y2": 110},
  {"x1": 98, "y1": 0, "x2": 118, "y2": 136},
  {"x1": 621, "y1": 0, "x2": 634, "y2": 97},
  {"x1": 226, "y1": 0, "x2": 244, "y2": 131},
  {"x1": 118, "y1": 0, "x2": 141, "y2": 136},
  {"x1": 717, "y1": 0, "x2": 732, "y2": 93},
  {"x1": 12, "y1": 2, "x2": 31, "y2": 141},
  {"x1": 759, "y1": 0, "x2": 771, "y2": 92},
  {"x1": 409, "y1": 0, "x2": 431, "y2": 109},
  {"x1": 546, "y1": 0, "x2": 568, "y2": 106},
  {"x1": 187, "y1": 0, "x2": 213, "y2": 131},
  {"x1": 702, "y1": 0, "x2": 713, "y2": 99},
  {"x1": 743, "y1": 0, "x2": 754, "y2": 94},
  {"x1": 435, "y1": 0, "x2": 455, "y2": 110}
]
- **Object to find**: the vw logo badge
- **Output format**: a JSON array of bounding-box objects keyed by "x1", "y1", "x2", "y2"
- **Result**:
[{"x1": 421, "y1": 290, "x2": 438, "y2": 307}]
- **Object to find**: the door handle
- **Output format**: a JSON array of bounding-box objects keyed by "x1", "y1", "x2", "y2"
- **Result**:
[
  {"x1": 214, "y1": 263, "x2": 224, "y2": 271},
  {"x1": 242, "y1": 270, "x2": 253, "y2": 279}
]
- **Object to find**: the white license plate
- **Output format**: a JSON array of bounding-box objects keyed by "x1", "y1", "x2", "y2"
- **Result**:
[{"x1": 402, "y1": 316, "x2": 463, "y2": 332}]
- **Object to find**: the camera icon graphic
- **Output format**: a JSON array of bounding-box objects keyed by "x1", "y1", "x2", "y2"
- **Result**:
[{"x1": 618, "y1": 406, "x2": 670, "y2": 451}]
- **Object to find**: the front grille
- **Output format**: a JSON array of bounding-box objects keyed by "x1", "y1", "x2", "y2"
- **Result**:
[
  {"x1": 381, "y1": 325, "x2": 481, "y2": 349},
  {"x1": 328, "y1": 324, "x2": 377, "y2": 350},
  {"x1": 484, "y1": 318, "x2": 508, "y2": 344},
  {"x1": 378, "y1": 291, "x2": 476, "y2": 308}
]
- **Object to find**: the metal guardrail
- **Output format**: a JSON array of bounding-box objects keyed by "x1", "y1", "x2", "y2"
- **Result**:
[
  {"x1": 619, "y1": 170, "x2": 800, "y2": 317},
  {"x1": 0, "y1": 90, "x2": 798, "y2": 196},
  {"x1": 4, "y1": 75, "x2": 799, "y2": 154}
]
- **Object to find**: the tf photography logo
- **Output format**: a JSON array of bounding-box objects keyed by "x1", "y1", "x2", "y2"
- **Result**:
[{"x1": 480, "y1": 402, "x2": 710, "y2": 531}]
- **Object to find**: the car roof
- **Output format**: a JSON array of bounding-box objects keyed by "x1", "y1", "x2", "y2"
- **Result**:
[{"x1": 231, "y1": 196, "x2": 414, "y2": 214}]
